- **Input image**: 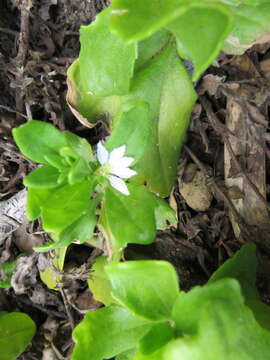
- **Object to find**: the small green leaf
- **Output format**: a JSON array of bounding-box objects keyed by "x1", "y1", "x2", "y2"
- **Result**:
[
  {"x1": 40, "y1": 247, "x2": 67, "y2": 290},
  {"x1": 105, "y1": 101, "x2": 152, "y2": 164},
  {"x1": 166, "y1": 3, "x2": 234, "y2": 81},
  {"x1": 68, "y1": 158, "x2": 91, "y2": 184},
  {"x1": 26, "y1": 187, "x2": 53, "y2": 220},
  {"x1": 0, "y1": 312, "x2": 36, "y2": 360},
  {"x1": 72, "y1": 305, "x2": 152, "y2": 360},
  {"x1": 0, "y1": 259, "x2": 17, "y2": 289},
  {"x1": 79, "y1": 8, "x2": 137, "y2": 96},
  {"x1": 24, "y1": 165, "x2": 61, "y2": 188},
  {"x1": 12, "y1": 120, "x2": 67, "y2": 165},
  {"x1": 106, "y1": 261, "x2": 179, "y2": 321},
  {"x1": 88, "y1": 256, "x2": 114, "y2": 306},
  {"x1": 209, "y1": 243, "x2": 270, "y2": 331},
  {"x1": 99, "y1": 184, "x2": 156, "y2": 255},
  {"x1": 110, "y1": 0, "x2": 188, "y2": 42},
  {"x1": 152, "y1": 197, "x2": 177, "y2": 230},
  {"x1": 41, "y1": 178, "x2": 94, "y2": 232},
  {"x1": 64, "y1": 131, "x2": 94, "y2": 163},
  {"x1": 139, "y1": 323, "x2": 174, "y2": 355}
]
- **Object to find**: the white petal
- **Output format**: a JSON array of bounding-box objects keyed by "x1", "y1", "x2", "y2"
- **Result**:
[
  {"x1": 110, "y1": 166, "x2": 137, "y2": 179},
  {"x1": 117, "y1": 156, "x2": 134, "y2": 168},
  {"x1": 109, "y1": 145, "x2": 126, "y2": 164},
  {"x1": 109, "y1": 175, "x2": 130, "y2": 195},
  {"x1": 97, "y1": 141, "x2": 109, "y2": 165}
]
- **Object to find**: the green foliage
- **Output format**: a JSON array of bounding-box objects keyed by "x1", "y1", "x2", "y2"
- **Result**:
[
  {"x1": 0, "y1": 312, "x2": 36, "y2": 360},
  {"x1": 13, "y1": 120, "x2": 176, "y2": 257},
  {"x1": 0, "y1": 259, "x2": 17, "y2": 288},
  {"x1": 72, "y1": 244, "x2": 270, "y2": 360}
]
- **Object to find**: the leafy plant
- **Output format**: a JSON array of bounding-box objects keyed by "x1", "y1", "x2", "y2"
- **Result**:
[
  {"x1": 72, "y1": 244, "x2": 270, "y2": 360},
  {"x1": 13, "y1": 120, "x2": 176, "y2": 260},
  {"x1": 0, "y1": 312, "x2": 36, "y2": 360}
]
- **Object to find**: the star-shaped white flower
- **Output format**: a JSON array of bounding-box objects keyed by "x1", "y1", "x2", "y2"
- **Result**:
[{"x1": 96, "y1": 142, "x2": 137, "y2": 195}]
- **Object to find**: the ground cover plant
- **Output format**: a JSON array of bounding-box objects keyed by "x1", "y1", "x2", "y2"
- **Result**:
[{"x1": 1, "y1": 0, "x2": 270, "y2": 358}]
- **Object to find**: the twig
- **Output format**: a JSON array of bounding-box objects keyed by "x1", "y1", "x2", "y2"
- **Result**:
[
  {"x1": 58, "y1": 285, "x2": 75, "y2": 329},
  {"x1": 200, "y1": 96, "x2": 270, "y2": 213},
  {"x1": 14, "y1": 0, "x2": 33, "y2": 121},
  {"x1": 0, "y1": 104, "x2": 28, "y2": 119}
]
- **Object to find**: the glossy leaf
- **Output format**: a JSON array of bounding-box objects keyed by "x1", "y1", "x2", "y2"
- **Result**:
[
  {"x1": 209, "y1": 243, "x2": 270, "y2": 331},
  {"x1": 23, "y1": 165, "x2": 61, "y2": 188},
  {"x1": 88, "y1": 256, "x2": 114, "y2": 306},
  {"x1": 12, "y1": 120, "x2": 67, "y2": 165},
  {"x1": 152, "y1": 197, "x2": 177, "y2": 230},
  {"x1": 0, "y1": 312, "x2": 36, "y2": 360},
  {"x1": 223, "y1": 2, "x2": 270, "y2": 54},
  {"x1": 166, "y1": 3, "x2": 233, "y2": 81},
  {"x1": 116, "y1": 349, "x2": 137, "y2": 360},
  {"x1": 63, "y1": 131, "x2": 94, "y2": 163},
  {"x1": 99, "y1": 184, "x2": 156, "y2": 255},
  {"x1": 26, "y1": 187, "x2": 52, "y2": 220},
  {"x1": 105, "y1": 101, "x2": 151, "y2": 164},
  {"x1": 79, "y1": 8, "x2": 137, "y2": 96},
  {"x1": 41, "y1": 178, "x2": 94, "y2": 232},
  {"x1": 166, "y1": 292, "x2": 270, "y2": 360},
  {"x1": 139, "y1": 323, "x2": 174, "y2": 355},
  {"x1": 110, "y1": 0, "x2": 188, "y2": 42},
  {"x1": 106, "y1": 261, "x2": 179, "y2": 321},
  {"x1": 72, "y1": 305, "x2": 151, "y2": 360},
  {"x1": 125, "y1": 40, "x2": 196, "y2": 196}
]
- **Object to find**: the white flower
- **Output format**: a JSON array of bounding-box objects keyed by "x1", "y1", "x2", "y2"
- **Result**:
[{"x1": 96, "y1": 142, "x2": 137, "y2": 195}]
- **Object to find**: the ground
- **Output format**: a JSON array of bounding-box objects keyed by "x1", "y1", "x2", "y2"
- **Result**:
[{"x1": 0, "y1": 0, "x2": 270, "y2": 358}]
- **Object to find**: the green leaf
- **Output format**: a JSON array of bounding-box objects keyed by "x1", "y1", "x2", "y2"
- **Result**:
[
  {"x1": 99, "y1": 184, "x2": 156, "y2": 256},
  {"x1": 223, "y1": 2, "x2": 270, "y2": 54},
  {"x1": 139, "y1": 323, "x2": 174, "y2": 355},
  {"x1": 166, "y1": 289, "x2": 270, "y2": 360},
  {"x1": 72, "y1": 305, "x2": 152, "y2": 360},
  {"x1": 0, "y1": 259, "x2": 17, "y2": 289},
  {"x1": 209, "y1": 243, "x2": 270, "y2": 331},
  {"x1": 152, "y1": 197, "x2": 177, "y2": 230},
  {"x1": 24, "y1": 165, "x2": 61, "y2": 188},
  {"x1": 68, "y1": 158, "x2": 91, "y2": 184},
  {"x1": 172, "y1": 278, "x2": 242, "y2": 335},
  {"x1": 67, "y1": 59, "x2": 122, "y2": 125},
  {"x1": 26, "y1": 187, "x2": 53, "y2": 220},
  {"x1": 79, "y1": 8, "x2": 137, "y2": 96},
  {"x1": 12, "y1": 120, "x2": 67, "y2": 165},
  {"x1": 106, "y1": 261, "x2": 179, "y2": 321},
  {"x1": 110, "y1": 0, "x2": 188, "y2": 42},
  {"x1": 63, "y1": 131, "x2": 94, "y2": 163},
  {"x1": 125, "y1": 40, "x2": 196, "y2": 196},
  {"x1": 105, "y1": 101, "x2": 152, "y2": 164},
  {"x1": 0, "y1": 312, "x2": 36, "y2": 360},
  {"x1": 41, "y1": 178, "x2": 94, "y2": 232},
  {"x1": 116, "y1": 349, "x2": 137, "y2": 360},
  {"x1": 88, "y1": 256, "x2": 114, "y2": 306},
  {"x1": 166, "y1": 3, "x2": 234, "y2": 81}
]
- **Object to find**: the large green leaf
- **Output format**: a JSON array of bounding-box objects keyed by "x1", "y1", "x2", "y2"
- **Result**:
[
  {"x1": 72, "y1": 305, "x2": 152, "y2": 360},
  {"x1": 223, "y1": 2, "x2": 270, "y2": 54},
  {"x1": 12, "y1": 120, "x2": 67, "y2": 165},
  {"x1": 125, "y1": 40, "x2": 196, "y2": 196},
  {"x1": 209, "y1": 243, "x2": 270, "y2": 331},
  {"x1": 79, "y1": 8, "x2": 137, "y2": 96},
  {"x1": 109, "y1": 0, "x2": 188, "y2": 42},
  {"x1": 106, "y1": 261, "x2": 179, "y2": 321},
  {"x1": 105, "y1": 101, "x2": 152, "y2": 164},
  {"x1": 139, "y1": 323, "x2": 174, "y2": 355},
  {"x1": 99, "y1": 184, "x2": 156, "y2": 255},
  {"x1": 166, "y1": 291, "x2": 270, "y2": 360},
  {"x1": 0, "y1": 312, "x2": 36, "y2": 360},
  {"x1": 166, "y1": 3, "x2": 233, "y2": 81},
  {"x1": 41, "y1": 178, "x2": 94, "y2": 232},
  {"x1": 26, "y1": 187, "x2": 52, "y2": 220}
]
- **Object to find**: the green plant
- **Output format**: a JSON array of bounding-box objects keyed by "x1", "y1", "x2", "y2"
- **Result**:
[
  {"x1": 13, "y1": 120, "x2": 176, "y2": 260},
  {"x1": 0, "y1": 312, "x2": 36, "y2": 360},
  {"x1": 72, "y1": 244, "x2": 270, "y2": 360}
]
